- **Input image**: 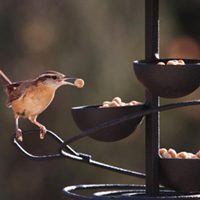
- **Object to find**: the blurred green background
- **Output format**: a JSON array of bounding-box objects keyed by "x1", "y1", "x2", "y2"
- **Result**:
[{"x1": 0, "y1": 0, "x2": 200, "y2": 199}]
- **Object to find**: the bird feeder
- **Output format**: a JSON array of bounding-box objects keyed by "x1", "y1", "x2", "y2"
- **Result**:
[{"x1": 13, "y1": 0, "x2": 200, "y2": 199}]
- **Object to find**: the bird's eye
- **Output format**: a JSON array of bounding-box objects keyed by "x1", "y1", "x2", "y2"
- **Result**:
[{"x1": 52, "y1": 76, "x2": 57, "y2": 80}]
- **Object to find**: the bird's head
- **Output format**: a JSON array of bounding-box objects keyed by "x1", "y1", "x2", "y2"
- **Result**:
[{"x1": 36, "y1": 71, "x2": 84, "y2": 89}]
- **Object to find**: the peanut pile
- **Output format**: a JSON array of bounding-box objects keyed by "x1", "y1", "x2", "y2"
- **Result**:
[
  {"x1": 157, "y1": 59, "x2": 185, "y2": 66},
  {"x1": 100, "y1": 97, "x2": 142, "y2": 108},
  {"x1": 159, "y1": 148, "x2": 200, "y2": 159}
]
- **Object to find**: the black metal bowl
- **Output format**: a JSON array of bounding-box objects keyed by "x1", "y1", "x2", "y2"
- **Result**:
[
  {"x1": 159, "y1": 158, "x2": 200, "y2": 192},
  {"x1": 133, "y1": 59, "x2": 200, "y2": 98},
  {"x1": 71, "y1": 104, "x2": 146, "y2": 142}
]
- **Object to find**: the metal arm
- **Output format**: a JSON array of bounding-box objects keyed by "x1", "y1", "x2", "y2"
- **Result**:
[{"x1": 13, "y1": 100, "x2": 200, "y2": 180}]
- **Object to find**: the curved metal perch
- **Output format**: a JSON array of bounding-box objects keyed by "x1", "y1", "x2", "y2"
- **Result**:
[
  {"x1": 13, "y1": 130, "x2": 145, "y2": 179},
  {"x1": 13, "y1": 100, "x2": 200, "y2": 180},
  {"x1": 13, "y1": 130, "x2": 78, "y2": 159}
]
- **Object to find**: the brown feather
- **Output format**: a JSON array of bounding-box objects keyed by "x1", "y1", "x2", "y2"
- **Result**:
[
  {"x1": 11, "y1": 82, "x2": 55, "y2": 117},
  {"x1": 6, "y1": 80, "x2": 34, "y2": 107}
]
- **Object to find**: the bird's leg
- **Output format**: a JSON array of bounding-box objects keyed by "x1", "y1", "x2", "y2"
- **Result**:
[
  {"x1": 15, "y1": 115, "x2": 23, "y2": 142},
  {"x1": 28, "y1": 116, "x2": 47, "y2": 139}
]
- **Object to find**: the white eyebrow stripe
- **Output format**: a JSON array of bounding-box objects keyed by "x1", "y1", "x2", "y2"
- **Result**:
[
  {"x1": 39, "y1": 74, "x2": 55, "y2": 78},
  {"x1": 38, "y1": 71, "x2": 65, "y2": 78}
]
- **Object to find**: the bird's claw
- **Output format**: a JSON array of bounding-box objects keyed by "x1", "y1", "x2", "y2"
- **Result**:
[
  {"x1": 16, "y1": 129, "x2": 23, "y2": 142},
  {"x1": 40, "y1": 126, "x2": 47, "y2": 139}
]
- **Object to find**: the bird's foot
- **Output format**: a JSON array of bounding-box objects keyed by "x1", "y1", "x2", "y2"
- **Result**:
[
  {"x1": 40, "y1": 126, "x2": 47, "y2": 139},
  {"x1": 16, "y1": 129, "x2": 23, "y2": 142}
]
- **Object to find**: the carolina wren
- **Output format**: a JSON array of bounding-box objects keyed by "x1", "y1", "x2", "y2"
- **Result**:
[{"x1": 0, "y1": 70, "x2": 84, "y2": 141}]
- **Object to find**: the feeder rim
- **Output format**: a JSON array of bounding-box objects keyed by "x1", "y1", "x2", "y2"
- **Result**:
[
  {"x1": 133, "y1": 58, "x2": 200, "y2": 66},
  {"x1": 71, "y1": 104, "x2": 145, "y2": 110}
]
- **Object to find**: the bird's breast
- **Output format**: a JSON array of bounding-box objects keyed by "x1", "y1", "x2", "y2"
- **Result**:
[{"x1": 11, "y1": 84, "x2": 56, "y2": 117}]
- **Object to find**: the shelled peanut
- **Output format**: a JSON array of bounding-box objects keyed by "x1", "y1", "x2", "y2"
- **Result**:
[
  {"x1": 159, "y1": 148, "x2": 199, "y2": 159},
  {"x1": 100, "y1": 97, "x2": 142, "y2": 108},
  {"x1": 157, "y1": 59, "x2": 185, "y2": 66}
]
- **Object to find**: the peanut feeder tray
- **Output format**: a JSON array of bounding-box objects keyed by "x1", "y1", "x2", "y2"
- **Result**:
[{"x1": 13, "y1": 0, "x2": 200, "y2": 199}]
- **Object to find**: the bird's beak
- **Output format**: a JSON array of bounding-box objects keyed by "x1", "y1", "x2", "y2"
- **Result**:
[{"x1": 62, "y1": 77, "x2": 77, "y2": 86}]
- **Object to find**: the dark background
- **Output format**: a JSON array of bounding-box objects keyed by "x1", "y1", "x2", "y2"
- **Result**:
[{"x1": 0, "y1": 0, "x2": 200, "y2": 199}]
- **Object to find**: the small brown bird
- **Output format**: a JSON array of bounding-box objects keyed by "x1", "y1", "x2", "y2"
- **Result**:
[{"x1": 0, "y1": 70, "x2": 84, "y2": 141}]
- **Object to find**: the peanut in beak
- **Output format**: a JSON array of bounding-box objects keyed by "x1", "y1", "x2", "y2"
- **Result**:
[
  {"x1": 63, "y1": 78, "x2": 84, "y2": 88},
  {"x1": 74, "y1": 79, "x2": 84, "y2": 88}
]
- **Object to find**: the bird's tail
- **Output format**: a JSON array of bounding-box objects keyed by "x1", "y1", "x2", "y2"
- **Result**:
[{"x1": 0, "y1": 70, "x2": 12, "y2": 86}]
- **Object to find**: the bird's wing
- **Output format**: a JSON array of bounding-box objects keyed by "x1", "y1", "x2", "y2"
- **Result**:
[{"x1": 6, "y1": 80, "x2": 32, "y2": 107}]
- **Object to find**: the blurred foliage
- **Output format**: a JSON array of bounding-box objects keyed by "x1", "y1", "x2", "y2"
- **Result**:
[{"x1": 0, "y1": 0, "x2": 200, "y2": 199}]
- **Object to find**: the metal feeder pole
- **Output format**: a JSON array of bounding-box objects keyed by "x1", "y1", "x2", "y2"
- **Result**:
[{"x1": 145, "y1": 0, "x2": 160, "y2": 196}]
